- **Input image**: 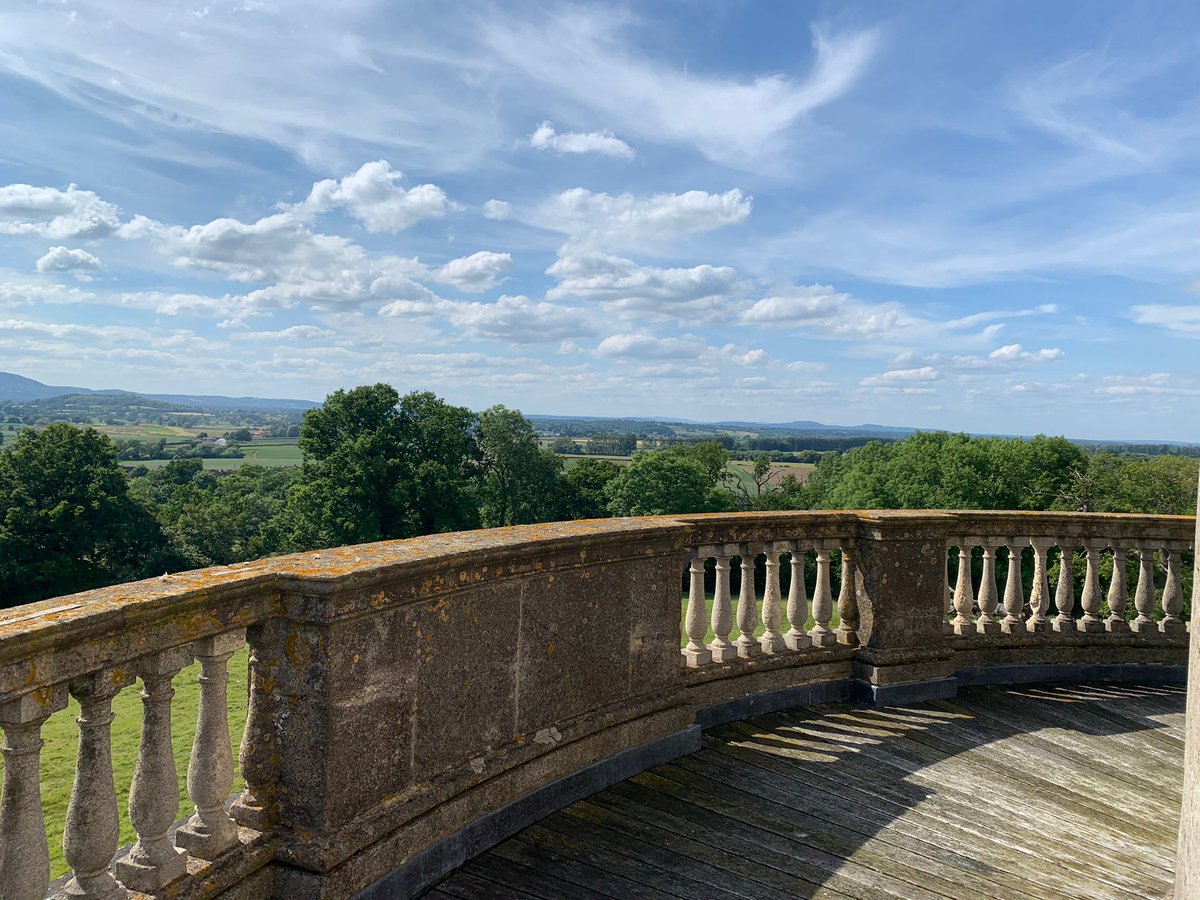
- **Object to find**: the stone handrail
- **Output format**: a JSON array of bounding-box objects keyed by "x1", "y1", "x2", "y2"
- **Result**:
[{"x1": 0, "y1": 510, "x2": 1193, "y2": 899}]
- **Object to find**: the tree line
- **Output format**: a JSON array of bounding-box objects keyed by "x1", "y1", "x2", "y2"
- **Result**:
[{"x1": 1, "y1": 384, "x2": 1195, "y2": 608}]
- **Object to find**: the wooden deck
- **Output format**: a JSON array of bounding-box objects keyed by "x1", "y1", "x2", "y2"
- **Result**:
[{"x1": 428, "y1": 683, "x2": 1185, "y2": 900}]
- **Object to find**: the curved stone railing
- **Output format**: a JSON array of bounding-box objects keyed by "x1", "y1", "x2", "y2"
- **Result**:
[{"x1": 0, "y1": 511, "x2": 1193, "y2": 899}]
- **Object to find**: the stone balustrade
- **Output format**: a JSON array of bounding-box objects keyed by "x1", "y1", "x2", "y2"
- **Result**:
[{"x1": 0, "y1": 510, "x2": 1193, "y2": 899}]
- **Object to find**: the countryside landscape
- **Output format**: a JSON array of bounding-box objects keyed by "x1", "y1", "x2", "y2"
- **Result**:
[{"x1": 2, "y1": 2, "x2": 1200, "y2": 898}]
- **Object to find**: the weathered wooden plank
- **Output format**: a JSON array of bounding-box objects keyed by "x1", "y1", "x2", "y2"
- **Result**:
[
  {"x1": 734, "y1": 710, "x2": 1175, "y2": 896},
  {"x1": 710, "y1": 718, "x2": 1158, "y2": 900},
  {"x1": 517, "y1": 823, "x2": 753, "y2": 900},
  {"x1": 461, "y1": 852, "x2": 615, "y2": 900},
  {"x1": 624, "y1": 765, "x2": 998, "y2": 900},
  {"x1": 678, "y1": 742, "x2": 1075, "y2": 900},
  {"x1": 554, "y1": 798, "x2": 863, "y2": 900},
  {"x1": 435, "y1": 685, "x2": 1179, "y2": 900},
  {"x1": 490, "y1": 836, "x2": 682, "y2": 900}
]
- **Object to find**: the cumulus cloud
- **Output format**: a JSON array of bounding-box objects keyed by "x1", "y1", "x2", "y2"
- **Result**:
[
  {"x1": 434, "y1": 251, "x2": 512, "y2": 292},
  {"x1": 595, "y1": 332, "x2": 708, "y2": 359},
  {"x1": 741, "y1": 284, "x2": 909, "y2": 338},
  {"x1": 529, "y1": 122, "x2": 634, "y2": 159},
  {"x1": 988, "y1": 343, "x2": 1064, "y2": 362},
  {"x1": 539, "y1": 187, "x2": 751, "y2": 253},
  {"x1": 595, "y1": 332, "x2": 766, "y2": 364},
  {"x1": 0, "y1": 183, "x2": 122, "y2": 239},
  {"x1": 448, "y1": 294, "x2": 595, "y2": 343},
  {"x1": 35, "y1": 246, "x2": 102, "y2": 275},
  {"x1": 860, "y1": 366, "x2": 942, "y2": 387},
  {"x1": 380, "y1": 294, "x2": 595, "y2": 344},
  {"x1": 482, "y1": 199, "x2": 512, "y2": 220},
  {"x1": 546, "y1": 252, "x2": 741, "y2": 315},
  {"x1": 297, "y1": 161, "x2": 453, "y2": 233},
  {"x1": 143, "y1": 212, "x2": 366, "y2": 283}
]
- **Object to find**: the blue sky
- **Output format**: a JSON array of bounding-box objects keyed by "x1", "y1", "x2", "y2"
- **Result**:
[{"x1": 1, "y1": 1, "x2": 1199, "y2": 441}]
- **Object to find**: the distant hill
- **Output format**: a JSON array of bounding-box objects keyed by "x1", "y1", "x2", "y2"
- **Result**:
[
  {"x1": 527, "y1": 413, "x2": 915, "y2": 439},
  {"x1": 0, "y1": 371, "x2": 319, "y2": 413},
  {"x1": 0, "y1": 371, "x2": 94, "y2": 402}
]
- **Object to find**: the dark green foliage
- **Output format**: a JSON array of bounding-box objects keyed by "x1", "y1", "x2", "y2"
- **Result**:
[
  {"x1": 606, "y1": 450, "x2": 729, "y2": 516},
  {"x1": 288, "y1": 385, "x2": 482, "y2": 546},
  {"x1": 478, "y1": 406, "x2": 564, "y2": 526},
  {"x1": 562, "y1": 459, "x2": 622, "y2": 519},
  {"x1": 0, "y1": 425, "x2": 179, "y2": 606}
]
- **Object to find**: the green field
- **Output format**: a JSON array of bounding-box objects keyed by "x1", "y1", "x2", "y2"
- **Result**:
[
  {"x1": 124, "y1": 439, "x2": 303, "y2": 471},
  {"x1": 2, "y1": 649, "x2": 249, "y2": 879}
]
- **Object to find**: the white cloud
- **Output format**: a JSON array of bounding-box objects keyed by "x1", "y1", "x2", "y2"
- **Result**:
[
  {"x1": 488, "y1": 14, "x2": 880, "y2": 168},
  {"x1": 539, "y1": 187, "x2": 751, "y2": 253},
  {"x1": 297, "y1": 160, "x2": 452, "y2": 233},
  {"x1": 482, "y1": 199, "x2": 512, "y2": 220},
  {"x1": 988, "y1": 343, "x2": 1064, "y2": 362},
  {"x1": 595, "y1": 332, "x2": 708, "y2": 359},
  {"x1": 740, "y1": 284, "x2": 910, "y2": 338},
  {"x1": 860, "y1": 366, "x2": 942, "y2": 387},
  {"x1": 35, "y1": 245, "x2": 102, "y2": 275},
  {"x1": 434, "y1": 251, "x2": 512, "y2": 292},
  {"x1": 0, "y1": 183, "x2": 121, "y2": 239},
  {"x1": 448, "y1": 294, "x2": 594, "y2": 343},
  {"x1": 529, "y1": 121, "x2": 634, "y2": 159},
  {"x1": 594, "y1": 332, "x2": 765, "y2": 365},
  {"x1": 380, "y1": 293, "x2": 595, "y2": 344},
  {"x1": 546, "y1": 252, "x2": 741, "y2": 314},
  {"x1": 1132, "y1": 304, "x2": 1200, "y2": 338}
]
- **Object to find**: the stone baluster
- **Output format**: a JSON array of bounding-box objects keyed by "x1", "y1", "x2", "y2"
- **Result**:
[
  {"x1": 0, "y1": 686, "x2": 68, "y2": 900},
  {"x1": 63, "y1": 669, "x2": 135, "y2": 900},
  {"x1": 1160, "y1": 547, "x2": 1186, "y2": 636},
  {"x1": 1106, "y1": 548, "x2": 1130, "y2": 632},
  {"x1": 1027, "y1": 538, "x2": 1052, "y2": 632},
  {"x1": 951, "y1": 544, "x2": 975, "y2": 635},
  {"x1": 976, "y1": 542, "x2": 1000, "y2": 634},
  {"x1": 759, "y1": 543, "x2": 787, "y2": 654},
  {"x1": 1131, "y1": 547, "x2": 1160, "y2": 636},
  {"x1": 809, "y1": 548, "x2": 837, "y2": 647},
  {"x1": 1002, "y1": 543, "x2": 1026, "y2": 634},
  {"x1": 836, "y1": 546, "x2": 859, "y2": 646},
  {"x1": 231, "y1": 626, "x2": 278, "y2": 831},
  {"x1": 707, "y1": 548, "x2": 737, "y2": 663},
  {"x1": 682, "y1": 553, "x2": 713, "y2": 667},
  {"x1": 1053, "y1": 545, "x2": 1077, "y2": 632},
  {"x1": 784, "y1": 544, "x2": 811, "y2": 651},
  {"x1": 177, "y1": 630, "x2": 246, "y2": 859},
  {"x1": 114, "y1": 645, "x2": 194, "y2": 892},
  {"x1": 735, "y1": 548, "x2": 762, "y2": 658},
  {"x1": 1078, "y1": 543, "x2": 1104, "y2": 632}
]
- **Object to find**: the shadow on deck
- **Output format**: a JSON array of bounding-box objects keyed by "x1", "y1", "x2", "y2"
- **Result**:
[{"x1": 428, "y1": 683, "x2": 1184, "y2": 900}]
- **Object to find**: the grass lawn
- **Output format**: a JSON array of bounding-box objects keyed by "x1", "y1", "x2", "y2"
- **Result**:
[{"x1": 3, "y1": 649, "x2": 250, "y2": 879}]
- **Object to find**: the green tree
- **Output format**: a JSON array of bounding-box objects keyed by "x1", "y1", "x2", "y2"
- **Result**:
[
  {"x1": 606, "y1": 451, "x2": 725, "y2": 516},
  {"x1": 478, "y1": 406, "x2": 565, "y2": 526},
  {"x1": 562, "y1": 458, "x2": 623, "y2": 519},
  {"x1": 287, "y1": 385, "x2": 483, "y2": 547},
  {"x1": 287, "y1": 384, "x2": 411, "y2": 547},
  {"x1": 0, "y1": 424, "x2": 178, "y2": 606},
  {"x1": 396, "y1": 391, "x2": 481, "y2": 535}
]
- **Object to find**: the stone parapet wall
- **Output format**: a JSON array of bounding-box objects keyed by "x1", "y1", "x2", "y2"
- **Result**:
[{"x1": 0, "y1": 510, "x2": 1192, "y2": 899}]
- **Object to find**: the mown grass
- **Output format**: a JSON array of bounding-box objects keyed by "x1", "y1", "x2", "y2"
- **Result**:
[{"x1": 2, "y1": 649, "x2": 250, "y2": 879}]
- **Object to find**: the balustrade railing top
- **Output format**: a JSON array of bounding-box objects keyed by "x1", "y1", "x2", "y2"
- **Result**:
[{"x1": 0, "y1": 509, "x2": 1193, "y2": 900}]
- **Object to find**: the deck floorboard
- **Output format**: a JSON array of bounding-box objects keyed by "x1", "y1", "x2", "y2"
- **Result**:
[{"x1": 431, "y1": 683, "x2": 1184, "y2": 899}]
